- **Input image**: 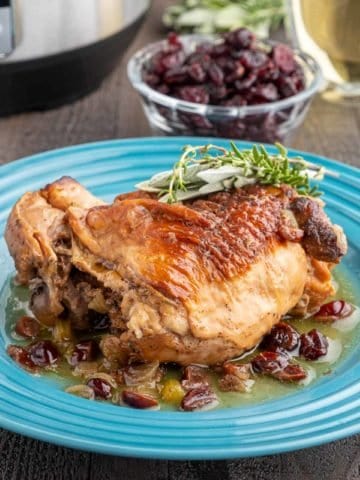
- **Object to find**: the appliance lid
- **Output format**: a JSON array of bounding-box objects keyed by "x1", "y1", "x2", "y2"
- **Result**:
[
  {"x1": 0, "y1": 0, "x2": 14, "y2": 57},
  {"x1": 0, "y1": 0, "x2": 150, "y2": 63}
]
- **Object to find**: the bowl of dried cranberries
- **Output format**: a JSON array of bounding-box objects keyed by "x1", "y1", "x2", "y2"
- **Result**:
[{"x1": 127, "y1": 29, "x2": 322, "y2": 143}]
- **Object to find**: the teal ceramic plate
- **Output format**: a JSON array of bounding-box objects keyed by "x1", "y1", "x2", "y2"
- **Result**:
[{"x1": 0, "y1": 137, "x2": 359, "y2": 459}]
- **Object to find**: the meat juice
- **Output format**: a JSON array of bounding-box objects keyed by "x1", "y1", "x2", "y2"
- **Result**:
[{"x1": 2, "y1": 266, "x2": 359, "y2": 411}]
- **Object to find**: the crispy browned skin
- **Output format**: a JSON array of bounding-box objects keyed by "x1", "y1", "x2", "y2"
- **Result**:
[
  {"x1": 290, "y1": 196, "x2": 347, "y2": 262},
  {"x1": 75, "y1": 188, "x2": 297, "y2": 300},
  {"x1": 5, "y1": 178, "x2": 347, "y2": 365}
]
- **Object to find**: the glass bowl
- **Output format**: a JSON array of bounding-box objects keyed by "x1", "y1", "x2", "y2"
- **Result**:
[{"x1": 127, "y1": 35, "x2": 323, "y2": 144}]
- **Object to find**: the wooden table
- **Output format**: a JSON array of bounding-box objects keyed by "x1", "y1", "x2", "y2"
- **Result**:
[{"x1": 1, "y1": 1, "x2": 360, "y2": 478}]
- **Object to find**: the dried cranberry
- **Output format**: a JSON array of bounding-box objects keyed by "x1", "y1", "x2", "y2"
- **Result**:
[
  {"x1": 252, "y1": 351, "x2": 306, "y2": 382},
  {"x1": 293, "y1": 74, "x2": 305, "y2": 93},
  {"x1": 218, "y1": 119, "x2": 246, "y2": 138},
  {"x1": 177, "y1": 86, "x2": 209, "y2": 104},
  {"x1": 7, "y1": 345, "x2": 35, "y2": 368},
  {"x1": 70, "y1": 340, "x2": 98, "y2": 365},
  {"x1": 221, "y1": 95, "x2": 247, "y2": 107},
  {"x1": 163, "y1": 66, "x2": 188, "y2": 84},
  {"x1": 234, "y1": 73, "x2": 257, "y2": 92},
  {"x1": 87, "y1": 378, "x2": 112, "y2": 399},
  {"x1": 240, "y1": 50, "x2": 268, "y2": 70},
  {"x1": 300, "y1": 330, "x2": 329, "y2": 360},
  {"x1": 141, "y1": 30, "x2": 305, "y2": 138},
  {"x1": 251, "y1": 84, "x2": 279, "y2": 102},
  {"x1": 276, "y1": 364, "x2": 307, "y2": 382},
  {"x1": 229, "y1": 49, "x2": 245, "y2": 60},
  {"x1": 261, "y1": 322, "x2": 300, "y2": 352},
  {"x1": 88, "y1": 311, "x2": 110, "y2": 332},
  {"x1": 210, "y1": 43, "x2": 229, "y2": 57},
  {"x1": 314, "y1": 300, "x2": 353, "y2": 322},
  {"x1": 216, "y1": 57, "x2": 234, "y2": 71},
  {"x1": 195, "y1": 42, "x2": 213, "y2": 54},
  {"x1": 208, "y1": 64, "x2": 224, "y2": 85},
  {"x1": 225, "y1": 61, "x2": 245, "y2": 83},
  {"x1": 257, "y1": 61, "x2": 279, "y2": 82},
  {"x1": 272, "y1": 44, "x2": 296, "y2": 74},
  {"x1": 181, "y1": 385, "x2": 218, "y2": 411},
  {"x1": 156, "y1": 84, "x2": 170, "y2": 95},
  {"x1": 246, "y1": 124, "x2": 262, "y2": 140},
  {"x1": 262, "y1": 112, "x2": 278, "y2": 131},
  {"x1": 149, "y1": 51, "x2": 168, "y2": 75},
  {"x1": 181, "y1": 365, "x2": 209, "y2": 390},
  {"x1": 167, "y1": 32, "x2": 182, "y2": 49},
  {"x1": 29, "y1": 340, "x2": 59, "y2": 367},
  {"x1": 276, "y1": 76, "x2": 299, "y2": 98},
  {"x1": 252, "y1": 351, "x2": 288, "y2": 375},
  {"x1": 224, "y1": 28, "x2": 255, "y2": 49},
  {"x1": 220, "y1": 362, "x2": 252, "y2": 391},
  {"x1": 186, "y1": 113, "x2": 213, "y2": 129},
  {"x1": 208, "y1": 84, "x2": 227, "y2": 101},
  {"x1": 122, "y1": 390, "x2": 158, "y2": 409},
  {"x1": 15, "y1": 316, "x2": 40, "y2": 338},
  {"x1": 219, "y1": 374, "x2": 250, "y2": 392},
  {"x1": 187, "y1": 52, "x2": 211, "y2": 71},
  {"x1": 162, "y1": 51, "x2": 185, "y2": 70},
  {"x1": 188, "y1": 63, "x2": 206, "y2": 83}
]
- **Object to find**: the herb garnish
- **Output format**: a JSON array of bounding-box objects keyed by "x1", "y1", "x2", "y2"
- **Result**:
[
  {"x1": 163, "y1": 0, "x2": 284, "y2": 36},
  {"x1": 136, "y1": 143, "x2": 326, "y2": 204}
]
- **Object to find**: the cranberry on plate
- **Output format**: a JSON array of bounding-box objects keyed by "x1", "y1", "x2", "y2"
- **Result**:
[
  {"x1": 181, "y1": 365, "x2": 209, "y2": 391},
  {"x1": 70, "y1": 340, "x2": 98, "y2": 365},
  {"x1": 181, "y1": 385, "x2": 219, "y2": 411},
  {"x1": 252, "y1": 351, "x2": 306, "y2": 382},
  {"x1": 122, "y1": 390, "x2": 158, "y2": 409},
  {"x1": 314, "y1": 300, "x2": 353, "y2": 323},
  {"x1": 15, "y1": 315, "x2": 40, "y2": 338},
  {"x1": 261, "y1": 322, "x2": 300, "y2": 353},
  {"x1": 29, "y1": 340, "x2": 59, "y2": 367},
  {"x1": 299, "y1": 329, "x2": 329, "y2": 360},
  {"x1": 87, "y1": 378, "x2": 112, "y2": 399},
  {"x1": 7, "y1": 345, "x2": 35, "y2": 369}
]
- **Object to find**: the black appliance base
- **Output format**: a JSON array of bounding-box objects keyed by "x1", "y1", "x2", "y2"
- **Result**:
[{"x1": 0, "y1": 13, "x2": 146, "y2": 116}]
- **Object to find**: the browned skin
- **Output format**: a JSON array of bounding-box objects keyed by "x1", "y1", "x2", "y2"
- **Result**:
[
  {"x1": 5, "y1": 178, "x2": 347, "y2": 365},
  {"x1": 290, "y1": 196, "x2": 347, "y2": 262},
  {"x1": 76, "y1": 189, "x2": 286, "y2": 300}
]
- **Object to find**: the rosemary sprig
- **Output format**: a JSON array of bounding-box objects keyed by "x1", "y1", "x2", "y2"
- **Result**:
[{"x1": 136, "y1": 143, "x2": 327, "y2": 204}]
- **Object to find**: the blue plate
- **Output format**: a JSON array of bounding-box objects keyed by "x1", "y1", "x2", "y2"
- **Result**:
[{"x1": 0, "y1": 137, "x2": 359, "y2": 460}]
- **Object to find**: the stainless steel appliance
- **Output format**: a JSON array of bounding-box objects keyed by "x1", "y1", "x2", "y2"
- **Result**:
[{"x1": 0, "y1": 0, "x2": 150, "y2": 115}]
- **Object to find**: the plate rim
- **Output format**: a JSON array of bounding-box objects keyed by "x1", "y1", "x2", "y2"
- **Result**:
[{"x1": 0, "y1": 136, "x2": 359, "y2": 460}]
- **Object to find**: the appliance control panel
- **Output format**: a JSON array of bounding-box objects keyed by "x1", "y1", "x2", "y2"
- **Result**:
[{"x1": 0, "y1": 0, "x2": 13, "y2": 57}]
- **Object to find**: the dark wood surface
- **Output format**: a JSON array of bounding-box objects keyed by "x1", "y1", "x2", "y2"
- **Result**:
[{"x1": 1, "y1": 1, "x2": 360, "y2": 479}]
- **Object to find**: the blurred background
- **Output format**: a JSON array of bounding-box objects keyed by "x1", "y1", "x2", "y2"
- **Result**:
[{"x1": 0, "y1": 0, "x2": 359, "y2": 164}]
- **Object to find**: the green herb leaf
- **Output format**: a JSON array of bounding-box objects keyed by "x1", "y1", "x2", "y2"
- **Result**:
[
  {"x1": 163, "y1": 0, "x2": 284, "y2": 35},
  {"x1": 136, "y1": 143, "x2": 327, "y2": 204}
]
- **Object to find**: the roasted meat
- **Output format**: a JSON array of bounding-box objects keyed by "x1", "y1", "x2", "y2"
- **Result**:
[
  {"x1": 5, "y1": 177, "x2": 104, "y2": 326},
  {"x1": 5, "y1": 177, "x2": 347, "y2": 365}
]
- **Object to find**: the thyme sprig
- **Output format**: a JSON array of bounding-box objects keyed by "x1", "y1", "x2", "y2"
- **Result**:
[{"x1": 136, "y1": 143, "x2": 327, "y2": 204}]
